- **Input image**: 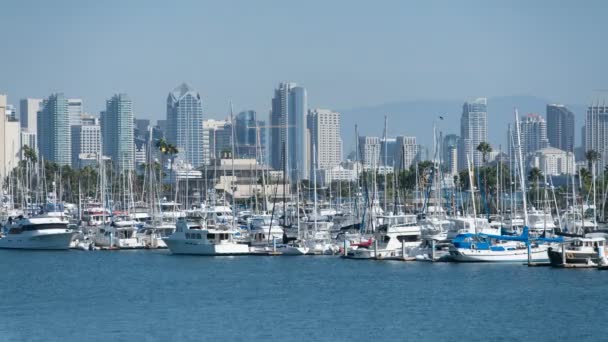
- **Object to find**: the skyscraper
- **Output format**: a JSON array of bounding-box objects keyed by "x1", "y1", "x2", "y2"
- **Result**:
[
  {"x1": 202, "y1": 119, "x2": 231, "y2": 165},
  {"x1": 519, "y1": 113, "x2": 549, "y2": 154},
  {"x1": 585, "y1": 99, "x2": 608, "y2": 169},
  {"x1": 270, "y1": 82, "x2": 309, "y2": 180},
  {"x1": 546, "y1": 104, "x2": 575, "y2": 152},
  {"x1": 380, "y1": 137, "x2": 397, "y2": 167},
  {"x1": 234, "y1": 110, "x2": 265, "y2": 160},
  {"x1": 442, "y1": 134, "x2": 460, "y2": 175},
  {"x1": 19, "y1": 98, "x2": 42, "y2": 133},
  {"x1": 458, "y1": 98, "x2": 488, "y2": 169},
  {"x1": 308, "y1": 109, "x2": 342, "y2": 172},
  {"x1": 38, "y1": 93, "x2": 71, "y2": 166},
  {"x1": 101, "y1": 94, "x2": 134, "y2": 171},
  {"x1": 166, "y1": 83, "x2": 204, "y2": 168},
  {"x1": 68, "y1": 98, "x2": 83, "y2": 127}
]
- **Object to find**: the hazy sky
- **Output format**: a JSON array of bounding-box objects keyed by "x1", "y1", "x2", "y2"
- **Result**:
[{"x1": 1, "y1": 0, "x2": 606, "y2": 123}]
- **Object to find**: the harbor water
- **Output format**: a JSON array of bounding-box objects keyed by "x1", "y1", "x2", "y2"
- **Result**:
[{"x1": 0, "y1": 250, "x2": 606, "y2": 341}]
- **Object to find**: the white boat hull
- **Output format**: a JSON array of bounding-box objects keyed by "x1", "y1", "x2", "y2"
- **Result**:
[
  {"x1": 0, "y1": 230, "x2": 74, "y2": 250},
  {"x1": 449, "y1": 248, "x2": 549, "y2": 263},
  {"x1": 278, "y1": 245, "x2": 310, "y2": 255},
  {"x1": 163, "y1": 238, "x2": 250, "y2": 255}
]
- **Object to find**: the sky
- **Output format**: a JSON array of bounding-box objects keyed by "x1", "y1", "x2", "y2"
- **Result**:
[{"x1": 1, "y1": 0, "x2": 607, "y2": 130}]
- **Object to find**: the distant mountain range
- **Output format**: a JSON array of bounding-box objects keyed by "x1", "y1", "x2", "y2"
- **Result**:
[{"x1": 339, "y1": 95, "x2": 586, "y2": 155}]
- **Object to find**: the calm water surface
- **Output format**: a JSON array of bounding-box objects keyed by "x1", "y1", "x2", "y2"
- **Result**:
[{"x1": 0, "y1": 250, "x2": 606, "y2": 341}]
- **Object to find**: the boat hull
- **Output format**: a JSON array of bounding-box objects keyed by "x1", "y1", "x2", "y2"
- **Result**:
[
  {"x1": 163, "y1": 238, "x2": 250, "y2": 255},
  {"x1": 547, "y1": 248, "x2": 600, "y2": 266},
  {"x1": 449, "y1": 248, "x2": 549, "y2": 263},
  {"x1": 0, "y1": 230, "x2": 74, "y2": 250}
]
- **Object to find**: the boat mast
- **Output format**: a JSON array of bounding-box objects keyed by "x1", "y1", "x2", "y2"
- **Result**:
[{"x1": 514, "y1": 109, "x2": 529, "y2": 227}]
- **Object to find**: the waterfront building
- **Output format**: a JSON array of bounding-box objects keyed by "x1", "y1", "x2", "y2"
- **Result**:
[
  {"x1": 519, "y1": 113, "x2": 549, "y2": 155},
  {"x1": 308, "y1": 108, "x2": 342, "y2": 172},
  {"x1": 547, "y1": 104, "x2": 575, "y2": 152},
  {"x1": 0, "y1": 94, "x2": 21, "y2": 180},
  {"x1": 71, "y1": 117, "x2": 101, "y2": 168},
  {"x1": 235, "y1": 110, "x2": 265, "y2": 160},
  {"x1": 395, "y1": 136, "x2": 418, "y2": 170},
  {"x1": 38, "y1": 93, "x2": 71, "y2": 166},
  {"x1": 19, "y1": 98, "x2": 42, "y2": 133},
  {"x1": 166, "y1": 83, "x2": 204, "y2": 168},
  {"x1": 319, "y1": 165, "x2": 358, "y2": 184},
  {"x1": 528, "y1": 147, "x2": 575, "y2": 176},
  {"x1": 269, "y1": 82, "x2": 309, "y2": 180},
  {"x1": 458, "y1": 98, "x2": 488, "y2": 169},
  {"x1": 101, "y1": 94, "x2": 134, "y2": 171}
]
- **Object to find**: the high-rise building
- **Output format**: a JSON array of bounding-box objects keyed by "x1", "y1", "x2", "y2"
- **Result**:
[
  {"x1": 19, "y1": 98, "x2": 42, "y2": 133},
  {"x1": 68, "y1": 98, "x2": 83, "y2": 127},
  {"x1": 358, "y1": 136, "x2": 380, "y2": 168},
  {"x1": 308, "y1": 109, "x2": 342, "y2": 172},
  {"x1": 20, "y1": 131, "x2": 37, "y2": 160},
  {"x1": 166, "y1": 83, "x2": 204, "y2": 168},
  {"x1": 270, "y1": 82, "x2": 309, "y2": 180},
  {"x1": 395, "y1": 136, "x2": 419, "y2": 170},
  {"x1": 202, "y1": 119, "x2": 231, "y2": 165},
  {"x1": 519, "y1": 113, "x2": 549, "y2": 154},
  {"x1": 380, "y1": 137, "x2": 397, "y2": 167},
  {"x1": 585, "y1": 99, "x2": 608, "y2": 169},
  {"x1": 459, "y1": 98, "x2": 488, "y2": 169},
  {"x1": 101, "y1": 94, "x2": 134, "y2": 171},
  {"x1": 71, "y1": 117, "x2": 101, "y2": 168},
  {"x1": 5, "y1": 104, "x2": 17, "y2": 121},
  {"x1": 546, "y1": 104, "x2": 575, "y2": 152},
  {"x1": 442, "y1": 134, "x2": 460, "y2": 175},
  {"x1": 1, "y1": 95, "x2": 21, "y2": 180},
  {"x1": 38, "y1": 93, "x2": 71, "y2": 166},
  {"x1": 234, "y1": 110, "x2": 265, "y2": 160}
]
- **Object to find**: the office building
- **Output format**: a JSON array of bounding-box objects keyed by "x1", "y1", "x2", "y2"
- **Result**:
[
  {"x1": 202, "y1": 119, "x2": 231, "y2": 165},
  {"x1": 308, "y1": 108, "x2": 342, "y2": 172},
  {"x1": 585, "y1": 99, "x2": 608, "y2": 169},
  {"x1": 68, "y1": 98, "x2": 83, "y2": 126},
  {"x1": 71, "y1": 117, "x2": 101, "y2": 168},
  {"x1": 442, "y1": 134, "x2": 460, "y2": 175},
  {"x1": 101, "y1": 94, "x2": 134, "y2": 171},
  {"x1": 38, "y1": 93, "x2": 71, "y2": 166},
  {"x1": 1, "y1": 95, "x2": 21, "y2": 180},
  {"x1": 19, "y1": 98, "x2": 42, "y2": 133},
  {"x1": 270, "y1": 82, "x2": 309, "y2": 180},
  {"x1": 547, "y1": 104, "x2": 575, "y2": 152},
  {"x1": 458, "y1": 98, "x2": 488, "y2": 169},
  {"x1": 166, "y1": 83, "x2": 204, "y2": 167},
  {"x1": 234, "y1": 110, "x2": 265, "y2": 160}
]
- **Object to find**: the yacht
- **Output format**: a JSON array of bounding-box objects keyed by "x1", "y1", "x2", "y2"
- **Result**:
[
  {"x1": 346, "y1": 214, "x2": 421, "y2": 259},
  {"x1": 93, "y1": 214, "x2": 144, "y2": 249},
  {"x1": 548, "y1": 234, "x2": 607, "y2": 267},
  {"x1": 136, "y1": 221, "x2": 175, "y2": 248},
  {"x1": 448, "y1": 228, "x2": 549, "y2": 263},
  {"x1": 527, "y1": 208, "x2": 556, "y2": 235},
  {"x1": 0, "y1": 215, "x2": 74, "y2": 250},
  {"x1": 163, "y1": 217, "x2": 249, "y2": 255},
  {"x1": 446, "y1": 216, "x2": 500, "y2": 240}
]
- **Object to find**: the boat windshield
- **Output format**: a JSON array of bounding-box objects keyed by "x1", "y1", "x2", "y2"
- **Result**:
[{"x1": 22, "y1": 223, "x2": 68, "y2": 231}]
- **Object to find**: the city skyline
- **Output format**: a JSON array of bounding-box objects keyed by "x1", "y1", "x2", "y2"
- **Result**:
[{"x1": 1, "y1": 1, "x2": 607, "y2": 147}]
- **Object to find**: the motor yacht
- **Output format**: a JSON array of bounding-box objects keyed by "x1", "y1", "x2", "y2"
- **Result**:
[
  {"x1": 0, "y1": 215, "x2": 74, "y2": 250},
  {"x1": 163, "y1": 217, "x2": 249, "y2": 255}
]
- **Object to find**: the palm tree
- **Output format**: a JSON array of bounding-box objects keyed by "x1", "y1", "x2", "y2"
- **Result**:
[
  {"x1": 22, "y1": 145, "x2": 37, "y2": 164},
  {"x1": 586, "y1": 149, "x2": 601, "y2": 171},
  {"x1": 476, "y1": 142, "x2": 493, "y2": 164},
  {"x1": 156, "y1": 138, "x2": 179, "y2": 194},
  {"x1": 528, "y1": 167, "x2": 543, "y2": 207}
]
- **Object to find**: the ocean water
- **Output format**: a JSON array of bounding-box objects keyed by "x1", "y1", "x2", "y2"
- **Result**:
[{"x1": 0, "y1": 250, "x2": 606, "y2": 342}]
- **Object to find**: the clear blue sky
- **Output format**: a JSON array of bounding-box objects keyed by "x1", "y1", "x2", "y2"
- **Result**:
[{"x1": 1, "y1": 0, "x2": 606, "y2": 122}]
